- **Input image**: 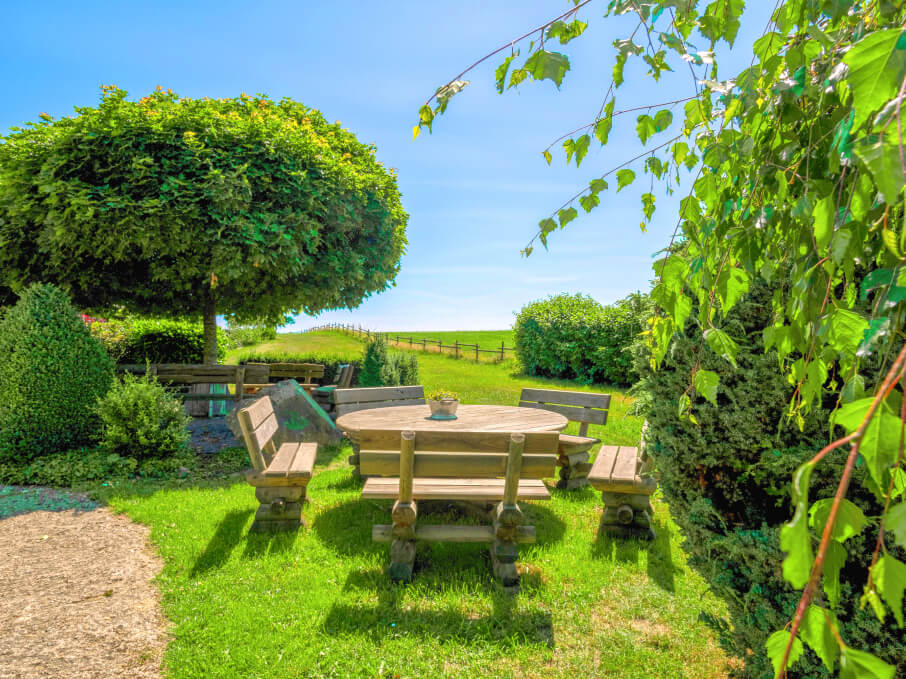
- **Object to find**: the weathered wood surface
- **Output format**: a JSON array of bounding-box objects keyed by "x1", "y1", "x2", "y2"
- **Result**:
[
  {"x1": 358, "y1": 451, "x2": 556, "y2": 478},
  {"x1": 517, "y1": 401, "x2": 608, "y2": 426},
  {"x1": 334, "y1": 398, "x2": 426, "y2": 417},
  {"x1": 331, "y1": 385, "x2": 425, "y2": 404},
  {"x1": 588, "y1": 446, "x2": 656, "y2": 494},
  {"x1": 519, "y1": 388, "x2": 611, "y2": 410},
  {"x1": 557, "y1": 434, "x2": 601, "y2": 455},
  {"x1": 357, "y1": 429, "x2": 559, "y2": 453},
  {"x1": 337, "y1": 404, "x2": 568, "y2": 439},
  {"x1": 361, "y1": 477, "x2": 550, "y2": 501},
  {"x1": 372, "y1": 524, "x2": 536, "y2": 543}
]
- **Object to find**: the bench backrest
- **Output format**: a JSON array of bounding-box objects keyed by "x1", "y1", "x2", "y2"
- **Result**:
[
  {"x1": 518, "y1": 388, "x2": 610, "y2": 436},
  {"x1": 237, "y1": 396, "x2": 279, "y2": 471},
  {"x1": 331, "y1": 386, "x2": 426, "y2": 417},
  {"x1": 358, "y1": 429, "x2": 558, "y2": 479},
  {"x1": 335, "y1": 364, "x2": 355, "y2": 389},
  {"x1": 261, "y1": 362, "x2": 325, "y2": 382},
  {"x1": 117, "y1": 364, "x2": 269, "y2": 401}
]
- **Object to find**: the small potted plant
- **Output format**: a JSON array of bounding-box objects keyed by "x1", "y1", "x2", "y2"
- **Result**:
[{"x1": 427, "y1": 390, "x2": 460, "y2": 419}]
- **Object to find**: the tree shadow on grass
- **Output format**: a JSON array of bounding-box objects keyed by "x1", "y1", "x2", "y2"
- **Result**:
[
  {"x1": 242, "y1": 525, "x2": 300, "y2": 559},
  {"x1": 591, "y1": 517, "x2": 677, "y2": 593},
  {"x1": 322, "y1": 567, "x2": 554, "y2": 647},
  {"x1": 190, "y1": 508, "x2": 254, "y2": 577}
]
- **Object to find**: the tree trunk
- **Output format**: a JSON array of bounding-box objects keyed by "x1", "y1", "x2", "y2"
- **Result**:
[{"x1": 203, "y1": 291, "x2": 218, "y2": 365}]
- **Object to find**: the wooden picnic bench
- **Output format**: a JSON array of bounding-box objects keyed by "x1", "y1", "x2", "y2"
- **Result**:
[
  {"x1": 519, "y1": 388, "x2": 611, "y2": 489},
  {"x1": 236, "y1": 396, "x2": 318, "y2": 532},
  {"x1": 360, "y1": 429, "x2": 559, "y2": 586},
  {"x1": 117, "y1": 363, "x2": 269, "y2": 402},
  {"x1": 588, "y1": 444, "x2": 656, "y2": 539},
  {"x1": 243, "y1": 362, "x2": 326, "y2": 392}
]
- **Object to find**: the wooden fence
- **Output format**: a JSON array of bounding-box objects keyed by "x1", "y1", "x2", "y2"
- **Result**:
[{"x1": 306, "y1": 323, "x2": 516, "y2": 362}]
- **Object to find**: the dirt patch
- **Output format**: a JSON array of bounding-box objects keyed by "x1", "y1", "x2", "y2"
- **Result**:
[{"x1": 0, "y1": 508, "x2": 169, "y2": 679}]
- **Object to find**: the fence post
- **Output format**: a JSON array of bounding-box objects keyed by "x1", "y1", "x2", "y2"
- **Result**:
[
  {"x1": 422, "y1": 338, "x2": 426, "y2": 352},
  {"x1": 454, "y1": 341, "x2": 459, "y2": 359},
  {"x1": 475, "y1": 344, "x2": 479, "y2": 361},
  {"x1": 500, "y1": 341, "x2": 505, "y2": 361}
]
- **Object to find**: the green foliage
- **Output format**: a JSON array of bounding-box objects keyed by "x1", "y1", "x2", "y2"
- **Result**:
[
  {"x1": 235, "y1": 352, "x2": 362, "y2": 388},
  {"x1": 0, "y1": 284, "x2": 114, "y2": 463},
  {"x1": 633, "y1": 279, "x2": 906, "y2": 678},
  {"x1": 0, "y1": 86, "x2": 408, "y2": 358},
  {"x1": 223, "y1": 323, "x2": 277, "y2": 349},
  {"x1": 96, "y1": 373, "x2": 192, "y2": 460},
  {"x1": 119, "y1": 318, "x2": 228, "y2": 364},
  {"x1": 514, "y1": 292, "x2": 651, "y2": 386},
  {"x1": 359, "y1": 335, "x2": 420, "y2": 387}
]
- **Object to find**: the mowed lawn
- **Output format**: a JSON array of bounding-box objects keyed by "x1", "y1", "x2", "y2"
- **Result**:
[{"x1": 104, "y1": 329, "x2": 735, "y2": 678}]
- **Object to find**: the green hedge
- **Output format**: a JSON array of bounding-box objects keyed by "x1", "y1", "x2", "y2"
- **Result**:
[
  {"x1": 0, "y1": 284, "x2": 114, "y2": 463},
  {"x1": 514, "y1": 292, "x2": 650, "y2": 386},
  {"x1": 93, "y1": 317, "x2": 229, "y2": 364},
  {"x1": 359, "y1": 336, "x2": 420, "y2": 387},
  {"x1": 632, "y1": 278, "x2": 906, "y2": 677}
]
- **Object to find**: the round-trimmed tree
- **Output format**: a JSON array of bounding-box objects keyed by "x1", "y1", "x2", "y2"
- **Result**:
[{"x1": 0, "y1": 87, "x2": 408, "y2": 362}]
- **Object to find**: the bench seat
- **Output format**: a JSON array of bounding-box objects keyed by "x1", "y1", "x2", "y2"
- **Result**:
[
  {"x1": 244, "y1": 442, "x2": 317, "y2": 486},
  {"x1": 588, "y1": 445, "x2": 656, "y2": 539},
  {"x1": 362, "y1": 477, "x2": 550, "y2": 501},
  {"x1": 557, "y1": 433, "x2": 601, "y2": 456}
]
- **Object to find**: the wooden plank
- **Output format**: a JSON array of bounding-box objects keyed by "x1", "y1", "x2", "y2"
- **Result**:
[
  {"x1": 611, "y1": 446, "x2": 639, "y2": 483},
  {"x1": 245, "y1": 470, "x2": 313, "y2": 488},
  {"x1": 242, "y1": 397, "x2": 274, "y2": 431},
  {"x1": 399, "y1": 431, "x2": 415, "y2": 503},
  {"x1": 331, "y1": 385, "x2": 425, "y2": 405},
  {"x1": 264, "y1": 441, "x2": 300, "y2": 477},
  {"x1": 237, "y1": 404, "x2": 267, "y2": 471},
  {"x1": 372, "y1": 524, "x2": 536, "y2": 543},
  {"x1": 518, "y1": 401, "x2": 608, "y2": 425},
  {"x1": 288, "y1": 442, "x2": 317, "y2": 479},
  {"x1": 333, "y1": 399, "x2": 427, "y2": 417},
  {"x1": 358, "y1": 451, "x2": 556, "y2": 478},
  {"x1": 520, "y1": 388, "x2": 611, "y2": 410},
  {"x1": 588, "y1": 446, "x2": 620, "y2": 483},
  {"x1": 251, "y1": 413, "x2": 279, "y2": 457},
  {"x1": 361, "y1": 477, "x2": 551, "y2": 501},
  {"x1": 357, "y1": 429, "x2": 559, "y2": 454},
  {"x1": 504, "y1": 434, "x2": 525, "y2": 505}
]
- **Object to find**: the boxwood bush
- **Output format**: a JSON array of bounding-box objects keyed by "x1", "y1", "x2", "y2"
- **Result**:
[
  {"x1": 0, "y1": 284, "x2": 114, "y2": 462},
  {"x1": 514, "y1": 292, "x2": 650, "y2": 386},
  {"x1": 95, "y1": 317, "x2": 229, "y2": 364},
  {"x1": 632, "y1": 278, "x2": 906, "y2": 677}
]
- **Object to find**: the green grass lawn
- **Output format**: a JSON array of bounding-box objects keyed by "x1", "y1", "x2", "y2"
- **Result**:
[{"x1": 105, "y1": 455, "x2": 732, "y2": 678}]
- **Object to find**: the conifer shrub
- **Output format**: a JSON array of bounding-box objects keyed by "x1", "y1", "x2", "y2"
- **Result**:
[
  {"x1": 0, "y1": 284, "x2": 114, "y2": 462},
  {"x1": 360, "y1": 336, "x2": 420, "y2": 387},
  {"x1": 632, "y1": 279, "x2": 906, "y2": 677}
]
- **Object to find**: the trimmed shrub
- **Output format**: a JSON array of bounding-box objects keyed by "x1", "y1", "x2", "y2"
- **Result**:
[
  {"x1": 96, "y1": 373, "x2": 192, "y2": 460},
  {"x1": 514, "y1": 292, "x2": 650, "y2": 386},
  {"x1": 0, "y1": 284, "x2": 114, "y2": 462},
  {"x1": 360, "y1": 336, "x2": 420, "y2": 387},
  {"x1": 632, "y1": 278, "x2": 906, "y2": 677},
  {"x1": 118, "y1": 318, "x2": 228, "y2": 364}
]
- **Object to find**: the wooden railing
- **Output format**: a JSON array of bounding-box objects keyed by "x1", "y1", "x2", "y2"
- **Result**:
[{"x1": 306, "y1": 323, "x2": 516, "y2": 362}]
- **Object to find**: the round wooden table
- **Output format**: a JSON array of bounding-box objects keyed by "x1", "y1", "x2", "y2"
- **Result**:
[{"x1": 336, "y1": 404, "x2": 568, "y2": 440}]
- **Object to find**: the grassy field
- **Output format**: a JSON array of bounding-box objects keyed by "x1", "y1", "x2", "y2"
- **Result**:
[{"x1": 95, "y1": 329, "x2": 735, "y2": 677}]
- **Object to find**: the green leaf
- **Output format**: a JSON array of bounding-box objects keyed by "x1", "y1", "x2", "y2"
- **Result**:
[
  {"x1": 589, "y1": 178, "x2": 608, "y2": 194},
  {"x1": 694, "y1": 369, "x2": 719, "y2": 405},
  {"x1": 832, "y1": 397, "x2": 901, "y2": 487},
  {"x1": 800, "y1": 605, "x2": 839, "y2": 673},
  {"x1": 831, "y1": 228, "x2": 853, "y2": 265},
  {"x1": 495, "y1": 52, "x2": 519, "y2": 94},
  {"x1": 523, "y1": 50, "x2": 571, "y2": 88},
  {"x1": 543, "y1": 149, "x2": 552, "y2": 165},
  {"x1": 595, "y1": 100, "x2": 615, "y2": 145},
  {"x1": 703, "y1": 328, "x2": 739, "y2": 367},
  {"x1": 641, "y1": 193, "x2": 656, "y2": 221},
  {"x1": 860, "y1": 269, "x2": 895, "y2": 300},
  {"x1": 854, "y1": 131, "x2": 906, "y2": 201},
  {"x1": 823, "y1": 539, "x2": 847, "y2": 608},
  {"x1": 766, "y1": 629, "x2": 804, "y2": 677},
  {"x1": 808, "y1": 498, "x2": 868, "y2": 542},
  {"x1": 888, "y1": 502, "x2": 906, "y2": 550},
  {"x1": 558, "y1": 207, "x2": 578, "y2": 227},
  {"x1": 573, "y1": 134, "x2": 590, "y2": 167},
  {"x1": 616, "y1": 169, "x2": 636, "y2": 192},
  {"x1": 827, "y1": 308, "x2": 869, "y2": 357},
  {"x1": 716, "y1": 266, "x2": 749, "y2": 316},
  {"x1": 579, "y1": 193, "x2": 600, "y2": 213},
  {"x1": 781, "y1": 462, "x2": 815, "y2": 588},
  {"x1": 671, "y1": 141, "x2": 690, "y2": 166},
  {"x1": 653, "y1": 109, "x2": 673, "y2": 131},
  {"x1": 839, "y1": 646, "x2": 895, "y2": 679},
  {"x1": 812, "y1": 194, "x2": 835, "y2": 251},
  {"x1": 546, "y1": 19, "x2": 587, "y2": 45},
  {"x1": 636, "y1": 115, "x2": 657, "y2": 144},
  {"x1": 873, "y1": 555, "x2": 906, "y2": 627},
  {"x1": 843, "y1": 28, "x2": 906, "y2": 132},
  {"x1": 613, "y1": 53, "x2": 628, "y2": 87}
]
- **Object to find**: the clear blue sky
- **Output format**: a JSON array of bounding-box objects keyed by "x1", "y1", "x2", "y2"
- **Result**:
[{"x1": 1, "y1": 1, "x2": 773, "y2": 331}]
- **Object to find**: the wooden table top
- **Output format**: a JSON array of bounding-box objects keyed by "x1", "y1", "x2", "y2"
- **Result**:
[{"x1": 336, "y1": 404, "x2": 568, "y2": 439}]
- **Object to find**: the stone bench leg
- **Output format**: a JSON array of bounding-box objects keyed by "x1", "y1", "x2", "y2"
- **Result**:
[
  {"x1": 556, "y1": 452, "x2": 593, "y2": 490},
  {"x1": 389, "y1": 501, "x2": 417, "y2": 582},
  {"x1": 251, "y1": 484, "x2": 308, "y2": 532},
  {"x1": 491, "y1": 502, "x2": 522, "y2": 588},
  {"x1": 599, "y1": 491, "x2": 655, "y2": 540}
]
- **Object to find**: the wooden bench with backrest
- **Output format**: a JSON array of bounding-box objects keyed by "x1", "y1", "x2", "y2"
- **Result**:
[
  {"x1": 243, "y1": 362, "x2": 326, "y2": 393},
  {"x1": 518, "y1": 388, "x2": 611, "y2": 489},
  {"x1": 360, "y1": 429, "x2": 559, "y2": 586},
  {"x1": 236, "y1": 396, "x2": 318, "y2": 532},
  {"x1": 587, "y1": 443, "x2": 656, "y2": 539},
  {"x1": 311, "y1": 364, "x2": 355, "y2": 412},
  {"x1": 118, "y1": 363, "x2": 269, "y2": 403}
]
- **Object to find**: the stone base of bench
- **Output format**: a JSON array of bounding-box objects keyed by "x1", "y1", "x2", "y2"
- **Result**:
[
  {"x1": 249, "y1": 488, "x2": 310, "y2": 533},
  {"x1": 598, "y1": 491, "x2": 655, "y2": 540},
  {"x1": 556, "y1": 452, "x2": 592, "y2": 490}
]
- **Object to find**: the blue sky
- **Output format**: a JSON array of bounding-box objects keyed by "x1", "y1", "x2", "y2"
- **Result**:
[{"x1": 1, "y1": 1, "x2": 773, "y2": 331}]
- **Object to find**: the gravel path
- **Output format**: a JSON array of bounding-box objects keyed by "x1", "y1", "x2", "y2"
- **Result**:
[{"x1": 0, "y1": 507, "x2": 169, "y2": 679}]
